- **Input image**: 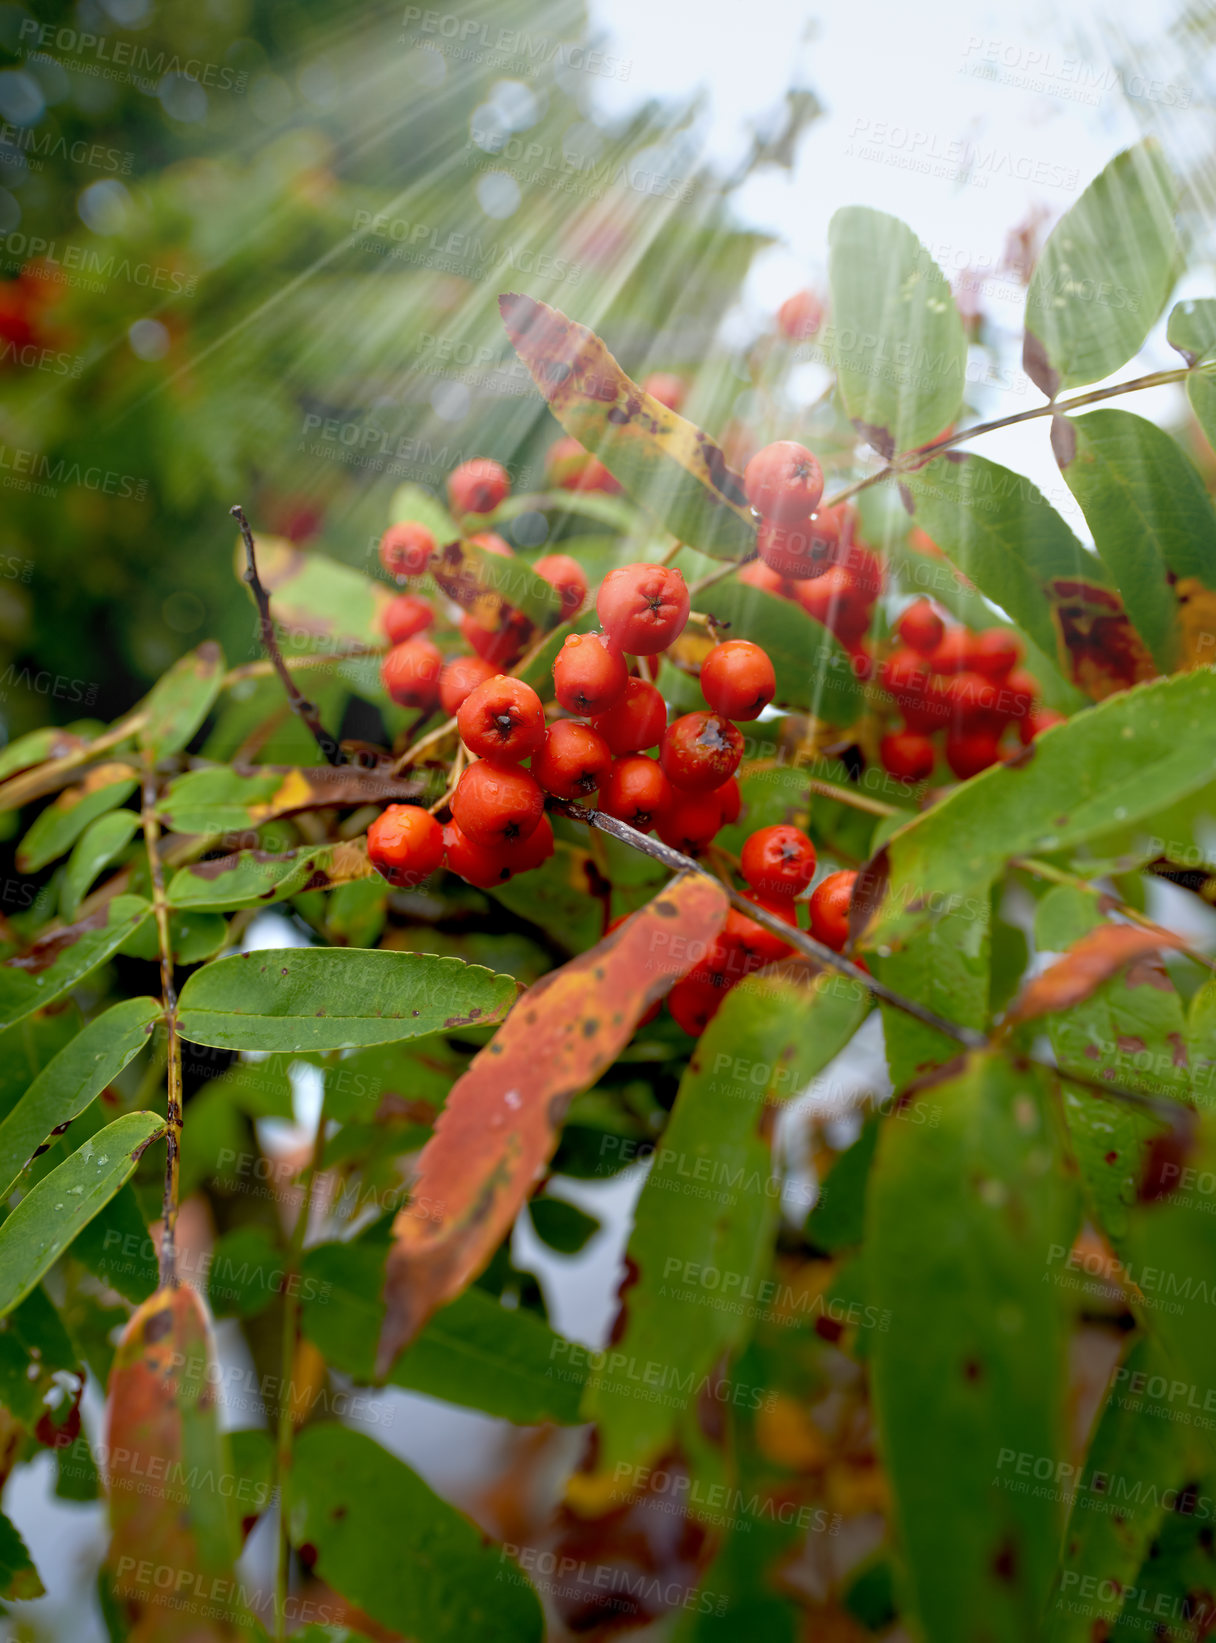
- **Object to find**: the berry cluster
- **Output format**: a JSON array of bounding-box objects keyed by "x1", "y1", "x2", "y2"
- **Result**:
[
  {"x1": 736, "y1": 440, "x2": 883, "y2": 662},
  {"x1": 878, "y1": 600, "x2": 1064, "y2": 782}
]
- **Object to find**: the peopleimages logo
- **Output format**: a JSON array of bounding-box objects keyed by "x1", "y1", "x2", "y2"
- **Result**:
[{"x1": 18, "y1": 21, "x2": 248, "y2": 92}]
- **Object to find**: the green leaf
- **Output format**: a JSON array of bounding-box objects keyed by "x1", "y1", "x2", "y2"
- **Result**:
[
  {"x1": 290, "y1": 1424, "x2": 542, "y2": 1641},
  {"x1": 157, "y1": 763, "x2": 422, "y2": 836},
  {"x1": 177, "y1": 948, "x2": 516, "y2": 1051},
  {"x1": 71, "y1": 1183, "x2": 158, "y2": 1304},
  {"x1": 119, "y1": 909, "x2": 228, "y2": 967},
  {"x1": 17, "y1": 773, "x2": 138, "y2": 873},
  {"x1": 0, "y1": 895, "x2": 152, "y2": 1031},
  {"x1": 578, "y1": 967, "x2": 870, "y2": 1489},
  {"x1": 827, "y1": 206, "x2": 967, "y2": 455},
  {"x1": 0, "y1": 727, "x2": 88, "y2": 786},
  {"x1": 0, "y1": 1110, "x2": 165, "y2": 1316},
  {"x1": 238, "y1": 535, "x2": 384, "y2": 648},
  {"x1": 527, "y1": 1193, "x2": 599, "y2": 1254},
  {"x1": 859, "y1": 668, "x2": 1216, "y2": 950},
  {"x1": 499, "y1": 293, "x2": 755, "y2": 561},
  {"x1": 1059, "y1": 409, "x2": 1216, "y2": 669},
  {"x1": 388, "y1": 479, "x2": 459, "y2": 541},
  {"x1": 694, "y1": 577, "x2": 864, "y2": 723},
  {"x1": 167, "y1": 839, "x2": 375, "y2": 912},
  {"x1": 1043, "y1": 1336, "x2": 1190, "y2": 1643},
  {"x1": 869, "y1": 1053, "x2": 1077, "y2": 1643},
  {"x1": 1188, "y1": 369, "x2": 1216, "y2": 460},
  {"x1": 208, "y1": 1226, "x2": 284, "y2": 1319},
  {"x1": 877, "y1": 902, "x2": 990, "y2": 1089},
  {"x1": 437, "y1": 534, "x2": 562, "y2": 629},
  {"x1": 300, "y1": 1241, "x2": 587, "y2": 1424},
  {"x1": 805, "y1": 1119, "x2": 878, "y2": 1253},
  {"x1": 903, "y1": 453, "x2": 1104, "y2": 666},
  {"x1": 1167, "y1": 297, "x2": 1216, "y2": 365},
  {"x1": 0, "y1": 1509, "x2": 44, "y2": 1601},
  {"x1": 487, "y1": 839, "x2": 606, "y2": 953},
  {"x1": 1025, "y1": 140, "x2": 1180, "y2": 393},
  {"x1": 137, "y1": 641, "x2": 225, "y2": 759},
  {"x1": 0, "y1": 996, "x2": 160, "y2": 1199},
  {"x1": 62, "y1": 808, "x2": 142, "y2": 918}
]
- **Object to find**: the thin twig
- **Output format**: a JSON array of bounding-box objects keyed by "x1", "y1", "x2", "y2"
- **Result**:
[
  {"x1": 821, "y1": 365, "x2": 1197, "y2": 510},
  {"x1": 547, "y1": 799, "x2": 988, "y2": 1050},
  {"x1": 391, "y1": 714, "x2": 457, "y2": 777},
  {"x1": 141, "y1": 759, "x2": 183, "y2": 1287},
  {"x1": 232, "y1": 505, "x2": 343, "y2": 767},
  {"x1": 274, "y1": 1089, "x2": 329, "y2": 1641}
]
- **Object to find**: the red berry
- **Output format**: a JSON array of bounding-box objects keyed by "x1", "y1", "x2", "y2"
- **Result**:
[
  {"x1": 880, "y1": 731, "x2": 936, "y2": 783},
  {"x1": 443, "y1": 822, "x2": 513, "y2": 889},
  {"x1": 381, "y1": 638, "x2": 442, "y2": 710},
  {"x1": 700, "y1": 640, "x2": 776, "y2": 721},
  {"x1": 714, "y1": 776, "x2": 742, "y2": 825},
  {"x1": 1019, "y1": 708, "x2": 1067, "y2": 745},
  {"x1": 660, "y1": 712, "x2": 744, "y2": 795},
  {"x1": 969, "y1": 628, "x2": 1022, "y2": 680},
  {"x1": 656, "y1": 787, "x2": 724, "y2": 854},
  {"x1": 826, "y1": 583, "x2": 874, "y2": 645},
  {"x1": 896, "y1": 599, "x2": 944, "y2": 656},
  {"x1": 366, "y1": 805, "x2": 444, "y2": 887},
  {"x1": 596, "y1": 564, "x2": 690, "y2": 655},
  {"x1": 1005, "y1": 668, "x2": 1040, "y2": 707},
  {"x1": 532, "y1": 553, "x2": 588, "y2": 620},
  {"x1": 691, "y1": 907, "x2": 791, "y2": 990},
  {"x1": 460, "y1": 609, "x2": 532, "y2": 668},
  {"x1": 642, "y1": 372, "x2": 686, "y2": 411},
  {"x1": 879, "y1": 648, "x2": 950, "y2": 731},
  {"x1": 532, "y1": 721, "x2": 612, "y2": 800},
  {"x1": 667, "y1": 975, "x2": 723, "y2": 1035},
  {"x1": 438, "y1": 654, "x2": 498, "y2": 717},
  {"x1": 451, "y1": 761, "x2": 544, "y2": 846},
  {"x1": 567, "y1": 455, "x2": 620, "y2": 494},
  {"x1": 791, "y1": 564, "x2": 854, "y2": 627},
  {"x1": 552, "y1": 632, "x2": 628, "y2": 715},
  {"x1": 808, "y1": 870, "x2": 857, "y2": 951},
  {"x1": 946, "y1": 670, "x2": 1003, "y2": 729},
  {"x1": 928, "y1": 627, "x2": 972, "y2": 674},
  {"x1": 743, "y1": 441, "x2": 824, "y2": 525},
  {"x1": 776, "y1": 289, "x2": 822, "y2": 341},
  {"x1": 381, "y1": 593, "x2": 434, "y2": 645},
  {"x1": 448, "y1": 458, "x2": 510, "y2": 516},
  {"x1": 590, "y1": 677, "x2": 666, "y2": 756},
  {"x1": 499, "y1": 813, "x2": 555, "y2": 874},
  {"x1": 741, "y1": 824, "x2": 817, "y2": 898},
  {"x1": 756, "y1": 512, "x2": 840, "y2": 581},
  {"x1": 546, "y1": 436, "x2": 591, "y2": 487},
  {"x1": 737, "y1": 559, "x2": 790, "y2": 596},
  {"x1": 944, "y1": 730, "x2": 1002, "y2": 780},
  {"x1": 457, "y1": 675, "x2": 545, "y2": 762},
  {"x1": 599, "y1": 755, "x2": 671, "y2": 830},
  {"x1": 839, "y1": 543, "x2": 883, "y2": 601},
  {"x1": 379, "y1": 521, "x2": 435, "y2": 580}
]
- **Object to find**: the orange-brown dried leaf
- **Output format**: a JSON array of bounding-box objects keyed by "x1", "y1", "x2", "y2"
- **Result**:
[
  {"x1": 1051, "y1": 577, "x2": 1158, "y2": 699},
  {"x1": 1007, "y1": 923, "x2": 1186, "y2": 1025},
  {"x1": 376, "y1": 873, "x2": 730, "y2": 1371},
  {"x1": 105, "y1": 1284, "x2": 250, "y2": 1641}
]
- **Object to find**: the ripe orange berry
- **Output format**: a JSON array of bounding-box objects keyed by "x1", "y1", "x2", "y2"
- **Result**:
[
  {"x1": 660, "y1": 712, "x2": 744, "y2": 795},
  {"x1": 880, "y1": 730, "x2": 936, "y2": 783},
  {"x1": 460, "y1": 609, "x2": 532, "y2": 668},
  {"x1": 468, "y1": 531, "x2": 513, "y2": 557},
  {"x1": 499, "y1": 813, "x2": 555, "y2": 874},
  {"x1": 381, "y1": 593, "x2": 434, "y2": 645},
  {"x1": 443, "y1": 822, "x2": 512, "y2": 889},
  {"x1": 381, "y1": 638, "x2": 442, "y2": 710},
  {"x1": 756, "y1": 511, "x2": 840, "y2": 581},
  {"x1": 438, "y1": 654, "x2": 498, "y2": 717},
  {"x1": 448, "y1": 458, "x2": 510, "y2": 516},
  {"x1": 928, "y1": 627, "x2": 972, "y2": 675},
  {"x1": 776, "y1": 289, "x2": 823, "y2": 341},
  {"x1": 700, "y1": 640, "x2": 776, "y2": 721},
  {"x1": 456, "y1": 675, "x2": 545, "y2": 762},
  {"x1": 741, "y1": 824, "x2": 817, "y2": 898},
  {"x1": 968, "y1": 628, "x2": 1022, "y2": 681},
  {"x1": 714, "y1": 776, "x2": 742, "y2": 825},
  {"x1": 656, "y1": 787, "x2": 724, "y2": 854},
  {"x1": 599, "y1": 755, "x2": 671, "y2": 830},
  {"x1": 596, "y1": 564, "x2": 690, "y2": 655},
  {"x1": 379, "y1": 521, "x2": 435, "y2": 580},
  {"x1": 532, "y1": 553, "x2": 588, "y2": 620},
  {"x1": 552, "y1": 632, "x2": 628, "y2": 715},
  {"x1": 546, "y1": 435, "x2": 591, "y2": 487},
  {"x1": 743, "y1": 441, "x2": 824, "y2": 525},
  {"x1": 366, "y1": 805, "x2": 444, "y2": 887},
  {"x1": 737, "y1": 559, "x2": 790, "y2": 596},
  {"x1": 532, "y1": 721, "x2": 612, "y2": 800},
  {"x1": 808, "y1": 870, "x2": 857, "y2": 951},
  {"x1": 451, "y1": 761, "x2": 544, "y2": 847},
  {"x1": 591, "y1": 677, "x2": 667, "y2": 756},
  {"x1": 690, "y1": 907, "x2": 792, "y2": 991},
  {"x1": 945, "y1": 670, "x2": 1003, "y2": 730},
  {"x1": 944, "y1": 729, "x2": 1002, "y2": 780},
  {"x1": 896, "y1": 599, "x2": 944, "y2": 656},
  {"x1": 667, "y1": 974, "x2": 723, "y2": 1035},
  {"x1": 1019, "y1": 708, "x2": 1067, "y2": 745}
]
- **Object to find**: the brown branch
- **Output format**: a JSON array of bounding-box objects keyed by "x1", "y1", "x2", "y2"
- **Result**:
[
  {"x1": 141, "y1": 760, "x2": 183, "y2": 1286},
  {"x1": 232, "y1": 504, "x2": 343, "y2": 767}
]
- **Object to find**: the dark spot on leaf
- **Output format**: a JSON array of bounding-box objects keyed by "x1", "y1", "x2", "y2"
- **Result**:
[
  {"x1": 814, "y1": 1315, "x2": 843, "y2": 1343},
  {"x1": 991, "y1": 1539, "x2": 1017, "y2": 1582},
  {"x1": 963, "y1": 1358, "x2": 982, "y2": 1381},
  {"x1": 1104, "y1": 1150, "x2": 1119, "y2": 1165},
  {"x1": 143, "y1": 1308, "x2": 173, "y2": 1345},
  {"x1": 654, "y1": 900, "x2": 679, "y2": 919},
  {"x1": 1004, "y1": 741, "x2": 1036, "y2": 771},
  {"x1": 582, "y1": 1019, "x2": 598, "y2": 1038},
  {"x1": 1022, "y1": 328, "x2": 1059, "y2": 398},
  {"x1": 1050, "y1": 414, "x2": 1076, "y2": 467}
]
